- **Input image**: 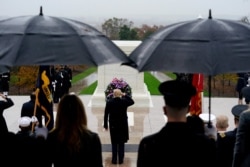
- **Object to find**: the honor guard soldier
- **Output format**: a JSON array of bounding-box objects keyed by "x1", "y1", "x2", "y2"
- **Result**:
[{"x1": 0, "y1": 71, "x2": 10, "y2": 96}]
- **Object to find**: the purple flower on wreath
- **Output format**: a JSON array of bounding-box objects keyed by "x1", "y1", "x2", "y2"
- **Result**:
[{"x1": 104, "y1": 77, "x2": 132, "y2": 101}]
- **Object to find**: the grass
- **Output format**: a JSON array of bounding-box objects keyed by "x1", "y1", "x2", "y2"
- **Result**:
[
  {"x1": 144, "y1": 72, "x2": 161, "y2": 95},
  {"x1": 76, "y1": 70, "x2": 162, "y2": 95},
  {"x1": 71, "y1": 67, "x2": 97, "y2": 84},
  {"x1": 74, "y1": 70, "x2": 210, "y2": 97},
  {"x1": 79, "y1": 81, "x2": 98, "y2": 94}
]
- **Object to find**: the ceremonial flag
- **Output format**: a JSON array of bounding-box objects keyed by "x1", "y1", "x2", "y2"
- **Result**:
[
  {"x1": 190, "y1": 73, "x2": 204, "y2": 116},
  {"x1": 34, "y1": 65, "x2": 54, "y2": 131}
]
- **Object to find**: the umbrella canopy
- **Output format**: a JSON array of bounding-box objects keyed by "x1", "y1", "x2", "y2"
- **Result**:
[
  {"x1": 126, "y1": 10, "x2": 250, "y2": 125},
  {"x1": 0, "y1": 7, "x2": 131, "y2": 71},
  {"x1": 128, "y1": 10, "x2": 250, "y2": 76}
]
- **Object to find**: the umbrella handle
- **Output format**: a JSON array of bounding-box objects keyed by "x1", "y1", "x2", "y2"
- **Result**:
[{"x1": 208, "y1": 75, "x2": 212, "y2": 125}]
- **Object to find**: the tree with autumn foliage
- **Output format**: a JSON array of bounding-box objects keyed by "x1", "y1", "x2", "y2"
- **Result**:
[
  {"x1": 16, "y1": 66, "x2": 39, "y2": 92},
  {"x1": 102, "y1": 17, "x2": 163, "y2": 40},
  {"x1": 135, "y1": 24, "x2": 164, "y2": 40},
  {"x1": 102, "y1": 17, "x2": 134, "y2": 40}
]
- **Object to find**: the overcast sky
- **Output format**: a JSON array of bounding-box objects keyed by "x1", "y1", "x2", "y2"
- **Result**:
[{"x1": 1, "y1": 0, "x2": 249, "y2": 26}]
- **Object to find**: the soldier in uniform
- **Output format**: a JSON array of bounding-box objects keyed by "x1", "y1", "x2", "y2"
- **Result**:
[
  {"x1": 63, "y1": 65, "x2": 72, "y2": 89},
  {"x1": 0, "y1": 71, "x2": 10, "y2": 96},
  {"x1": 137, "y1": 80, "x2": 217, "y2": 167},
  {"x1": 217, "y1": 104, "x2": 249, "y2": 167},
  {"x1": 52, "y1": 65, "x2": 72, "y2": 103}
]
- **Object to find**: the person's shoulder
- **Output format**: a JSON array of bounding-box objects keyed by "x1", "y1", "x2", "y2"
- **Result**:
[
  {"x1": 240, "y1": 109, "x2": 250, "y2": 122},
  {"x1": 139, "y1": 132, "x2": 159, "y2": 145},
  {"x1": 23, "y1": 99, "x2": 34, "y2": 104},
  {"x1": 224, "y1": 129, "x2": 236, "y2": 137}
]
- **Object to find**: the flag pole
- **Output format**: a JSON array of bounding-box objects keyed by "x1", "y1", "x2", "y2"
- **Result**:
[{"x1": 31, "y1": 88, "x2": 40, "y2": 132}]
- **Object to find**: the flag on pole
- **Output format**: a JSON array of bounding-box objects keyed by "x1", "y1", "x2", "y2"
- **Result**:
[
  {"x1": 34, "y1": 65, "x2": 54, "y2": 131},
  {"x1": 189, "y1": 73, "x2": 204, "y2": 116}
]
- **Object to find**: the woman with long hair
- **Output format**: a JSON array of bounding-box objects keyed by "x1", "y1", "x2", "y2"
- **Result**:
[{"x1": 46, "y1": 93, "x2": 103, "y2": 167}]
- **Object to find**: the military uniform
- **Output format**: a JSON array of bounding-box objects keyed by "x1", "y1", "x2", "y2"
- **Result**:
[
  {"x1": 216, "y1": 104, "x2": 249, "y2": 167},
  {"x1": 137, "y1": 80, "x2": 216, "y2": 167}
]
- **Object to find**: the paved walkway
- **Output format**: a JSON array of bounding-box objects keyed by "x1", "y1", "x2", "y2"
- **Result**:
[{"x1": 4, "y1": 94, "x2": 239, "y2": 167}]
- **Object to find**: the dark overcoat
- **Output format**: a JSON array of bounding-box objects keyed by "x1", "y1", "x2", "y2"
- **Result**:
[
  {"x1": 103, "y1": 95, "x2": 134, "y2": 143},
  {"x1": 233, "y1": 110, "x2": 250, "y2": 167},
  {"x1": 216, "y1": 129, "x2": 237, "y2": 167},
  {"x1": 137, "y1": 122, "x2": 216, "y2": 167},
  {"x1": 21, "y1": 100, "x2": 44, "y2": 127}
]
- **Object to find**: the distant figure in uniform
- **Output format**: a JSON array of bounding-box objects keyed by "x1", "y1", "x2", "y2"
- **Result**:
[
  {"x1": 174, "y1": 72, "x2": 193, "y2": 83},
  {"x1": 0, "y1": 92, "x2": 14, "y2": 134},
  {"x1": 137, "y1": 80, "x2": 216, "y2": 167},
  {"x1": 63, "y1": 65, "x2": 72, "y2": 89},
  {"x1": 217, "y1": 104, "x2": 248, "y2": 167},
  {"x1": 236, "y1": 73, "x2": 249, "y2": 104},
  {"x1": 53, "y1": 65, "x2": 72, "y2": 103},
  {"x1": 242, "y1": 86, "x2": 250, "y2": 105},
  {"x1": 0, "y1": 71, "x2": 10, "y2": 96}
]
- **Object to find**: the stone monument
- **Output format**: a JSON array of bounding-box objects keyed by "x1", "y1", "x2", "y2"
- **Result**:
[{"x1": 89, "y1": 40, "x2": 152, "y2": 107}]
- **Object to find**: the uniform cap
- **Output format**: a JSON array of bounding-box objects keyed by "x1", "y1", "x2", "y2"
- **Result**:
[
  {"x1": 18, "y1": 116, "x2": 32, "y2": 127},
  {"x1": 231, "y1": 104, "x2": 249, "y2": 119},
  {"x1": 158, "y1": 80, "x2": 196, "y2": 108},
  {"x1": 199, "y1": 113, "x2": 216, "y2": 123}
]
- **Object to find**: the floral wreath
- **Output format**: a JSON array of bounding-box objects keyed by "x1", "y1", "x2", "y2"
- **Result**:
[{"x1": 104, "y1": 77, "x2": 132, "y2": 101}]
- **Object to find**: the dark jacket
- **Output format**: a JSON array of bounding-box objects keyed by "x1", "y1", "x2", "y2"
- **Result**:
[
  {"x1": 46, "y1": 130, "x2": 103, "y2": 167},
  {"x1": 233, "y1": 110, "x2": 250, "y2": 167},
  {"x1": 236, "y1": 73, "x2": 248, "y2": 92},
  {"x1": 104, "y1": 95, "x2": 134, "y2": 143},
  {"x1": 15, "y1": 130, "x2": 47, "y2": 167},
  {"x1": 216, "y1": 129, "x2": 237, "y2": 167},
  {"x1": 0, "y1": 97, "x2": 14, "y2": 134},
  {"x1": 137, "y1": 122, "x2": 216, "y2": 167},
  {"x1": 21, "y1": 99, "x2": 44, "y2": 127}
]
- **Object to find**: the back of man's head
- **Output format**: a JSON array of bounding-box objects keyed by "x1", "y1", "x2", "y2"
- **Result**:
[
  {"x1": 216, "y1": 115, "x2": 229, "y2": 131},
  {"x1": 158, "y1": 80, "x2": 196, "y2": 108},
  {"x1": 30, "y1": 92, "x2": 36, "y2": 101}
]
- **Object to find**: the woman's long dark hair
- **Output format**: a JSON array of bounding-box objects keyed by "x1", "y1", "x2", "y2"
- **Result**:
[{"x1": 55, "y1": 94, "x2": 88, "y2": 153}]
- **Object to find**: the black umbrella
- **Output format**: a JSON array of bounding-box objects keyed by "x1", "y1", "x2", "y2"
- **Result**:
[
  {"x1": 127, "y1": 10, "x2": 250, "y2": 124},
  {"x1": 0, "y1": 7, "x2": 131, "y2": 71}
]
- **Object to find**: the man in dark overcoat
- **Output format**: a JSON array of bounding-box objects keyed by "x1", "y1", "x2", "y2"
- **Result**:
[
  {"x1": 103, "y1": 88, "x2": 134, "y2": 164},
  {"x1": 137, "y1": 80, "x2": 217, "y2": 167}
]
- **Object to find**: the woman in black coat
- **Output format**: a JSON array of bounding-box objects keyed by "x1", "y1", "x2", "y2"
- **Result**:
[{"x1": 103, "y1": 89, "x2": 134, "y2": 164}]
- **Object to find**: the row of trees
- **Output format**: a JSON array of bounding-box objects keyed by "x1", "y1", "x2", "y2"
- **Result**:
[
  {"x1": 101, "y1": 17, "x2": 163, "y2": 40},
  {"x1": 101, "y1": 16, "x2": 250, "y2": 41}
]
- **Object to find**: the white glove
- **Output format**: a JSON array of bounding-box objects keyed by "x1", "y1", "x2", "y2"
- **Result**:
[
  {"x1": 31, "y1": 116, "x2": 38, "y2": 123},
  {"x1": 35, "y1": 126, "x2": 48, "y2": 139},
  {"x1": 204, "y1": 123, "x2": 217, "y2": 141}
]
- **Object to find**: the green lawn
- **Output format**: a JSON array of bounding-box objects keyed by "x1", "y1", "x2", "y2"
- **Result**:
[
  {"x1": 75, "y1": 70, "x2": 163, "y2": 95},
  {"x1": 71, "y1": 67, "x2": 97, "y2": 83}
]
